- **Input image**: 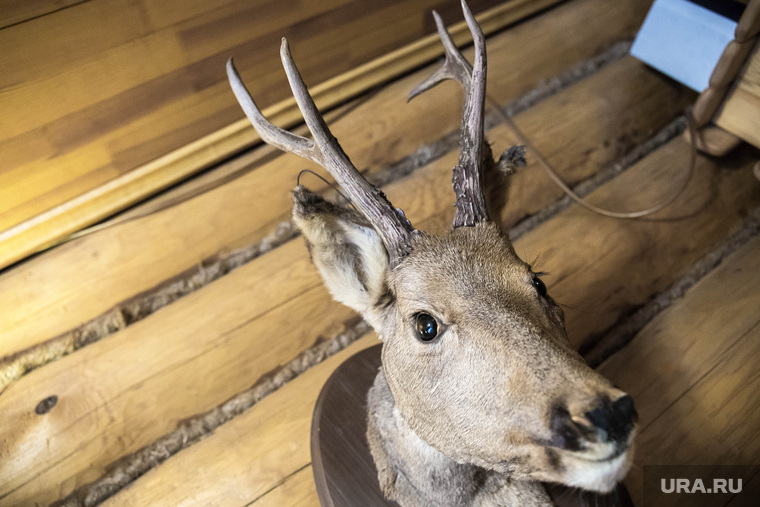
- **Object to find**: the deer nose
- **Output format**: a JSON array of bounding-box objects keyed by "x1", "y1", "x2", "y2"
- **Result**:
[
  {"x1": 584, "y1": 394, "x2": 637, "y2": 444},
  {"x1": 549, "y1": 395, "x2": 637, "y2": 451}
]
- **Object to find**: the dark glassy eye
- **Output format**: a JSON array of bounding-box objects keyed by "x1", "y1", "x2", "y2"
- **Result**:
[
  {"x1": 533, "y1": 275, "x2": 547, "y2": 298},
  {"x1": 415, "y1": 313, "x2": 439, "y2": 342}
]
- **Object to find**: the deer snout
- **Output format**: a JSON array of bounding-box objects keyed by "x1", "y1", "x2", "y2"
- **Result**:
[
  {"x1": 549, "y1": 394, "x2": 637, "y2": 456},
  {"x1": 584, "y1": 394, "x2": 637, "y2": 445}
]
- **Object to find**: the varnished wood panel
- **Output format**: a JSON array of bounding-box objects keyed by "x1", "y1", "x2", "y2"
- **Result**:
[
  {"x1": 0, "y1": 0, "x2": 536, "y2": 269},
  {"x1": 0, "y1": 0, "x2": 660, "y2": 365},
  {"x1": 0, "y1": 0, "x2": 88, "y2": 29}
]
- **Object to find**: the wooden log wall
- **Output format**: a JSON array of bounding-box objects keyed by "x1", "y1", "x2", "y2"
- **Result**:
[
  {"x1": 2, "y1": 0, "x2": 760, "y2": 505},
  {"x1": 0, "y1": 0, "x2": 532, "y2": 269}
]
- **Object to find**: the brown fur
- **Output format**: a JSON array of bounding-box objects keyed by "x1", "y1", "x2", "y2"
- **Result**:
[{"x1": 292, "y1": 189, "x2": 636, "y2": 505}]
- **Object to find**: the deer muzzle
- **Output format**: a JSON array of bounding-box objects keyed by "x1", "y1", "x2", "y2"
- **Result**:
[{"x1": 550, "y1": 393, "x2": 638, "y2": 459}]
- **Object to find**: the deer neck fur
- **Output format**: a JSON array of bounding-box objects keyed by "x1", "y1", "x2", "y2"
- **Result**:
[{"x1": 367, "y1": 368, "x2": 554, "y2": 507}]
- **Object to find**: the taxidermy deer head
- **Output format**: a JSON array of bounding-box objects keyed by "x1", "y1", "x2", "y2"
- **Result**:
[{"x1": 227, "y1": 1, "x2": 637, "y2": 504}]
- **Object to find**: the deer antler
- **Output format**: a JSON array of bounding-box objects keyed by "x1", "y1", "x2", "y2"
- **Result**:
[
  {"x1": 410, "y1": 0, "x2": 489, "y2": 228},
  {"x1": 227, "y1": 40, "x2": 417, "y2": 267}
]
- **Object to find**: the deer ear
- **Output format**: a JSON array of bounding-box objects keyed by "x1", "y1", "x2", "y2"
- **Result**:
[{"x1": 292, "y1": 186, "x2": 390, "y2": 325}]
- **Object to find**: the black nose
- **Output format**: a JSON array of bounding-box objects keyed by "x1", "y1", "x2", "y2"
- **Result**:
[{"x1": 585, "y1": 395, "x2": 637, "y2": 444}]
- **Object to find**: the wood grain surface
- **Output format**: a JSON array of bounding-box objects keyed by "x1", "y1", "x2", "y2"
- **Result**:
[
  {"x1": 717, "y1": 40, "x2": 760, "y2": 149},
  {"x1": 0, "y1": 0, "x2": 556, "y2": 269},
  {"x1": 252, "y1": 465, "x2": 320, "y2": 507},
  {"x1": 311, "y1": 345, "x2": 400, "y2": 507},
  {"x1": 0, "y1": 241, "x2": 357, "y2": 503},
  {"x1": 100, "y1": 334, "x2": 382, "y2": 507}
]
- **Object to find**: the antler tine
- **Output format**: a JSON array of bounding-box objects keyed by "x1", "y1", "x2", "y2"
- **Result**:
[
  {"x1": 227, "y1": 57, "x2": 318, "y2": 164},
  {"x1": 409, "y1": 0, "x2": 489, "y2": 228},
  {"x1": 227, "y1": 41, "x2": 417, "y2": 267},
  {"x1": 408, "y1": 10, "x2": 472, "y2": 102}
]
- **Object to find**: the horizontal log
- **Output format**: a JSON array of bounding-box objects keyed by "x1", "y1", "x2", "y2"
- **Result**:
[
  {"x1": 0, "y1": 0, "x2": 551, "y2": 268},
  {"x1": 100, "y1": 335, "x2": 381, "y2": 507},
  {"x1": 0, "y1": 240, "x2": 357, "y2": 503}
]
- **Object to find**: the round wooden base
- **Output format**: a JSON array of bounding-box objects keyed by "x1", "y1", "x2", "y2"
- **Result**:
[{"x1": 310, "y1": 344, "x2": 634, "y2": 507}]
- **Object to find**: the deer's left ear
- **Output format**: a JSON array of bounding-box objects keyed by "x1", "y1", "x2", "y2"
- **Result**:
[{"x1": 292, "y1": 186, "x2": 390, "y2": 327}]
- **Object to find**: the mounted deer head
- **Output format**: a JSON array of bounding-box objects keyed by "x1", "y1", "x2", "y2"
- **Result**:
[{"x1": 227, "y1": 1, "x2": 637, "y2": 504}]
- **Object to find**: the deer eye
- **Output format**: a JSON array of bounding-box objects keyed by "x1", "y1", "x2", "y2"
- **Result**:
[
  {"x1": 532, "y1": 275, "x2": 547, "y2": 298},
  {"x1": 415, "y1": 313, "x2": 439, "y2": 342}
]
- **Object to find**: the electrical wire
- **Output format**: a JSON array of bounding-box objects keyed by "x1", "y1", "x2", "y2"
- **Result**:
[{"x1": 487, "y1": 95, "x2": 698, "y2": 219}]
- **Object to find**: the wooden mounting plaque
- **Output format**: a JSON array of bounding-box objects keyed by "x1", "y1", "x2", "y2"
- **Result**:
[{"x1": 310, "y1": 344, "x2": 634, "y2": 507}]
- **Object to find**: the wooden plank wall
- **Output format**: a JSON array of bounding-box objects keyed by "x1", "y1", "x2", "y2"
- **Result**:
[
  {"x1": 0, "y1": 0, "x2": 516, "y2": 268},
  {"x1": 2, "y1": 0, "x2": 760, "y2": 505}
]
